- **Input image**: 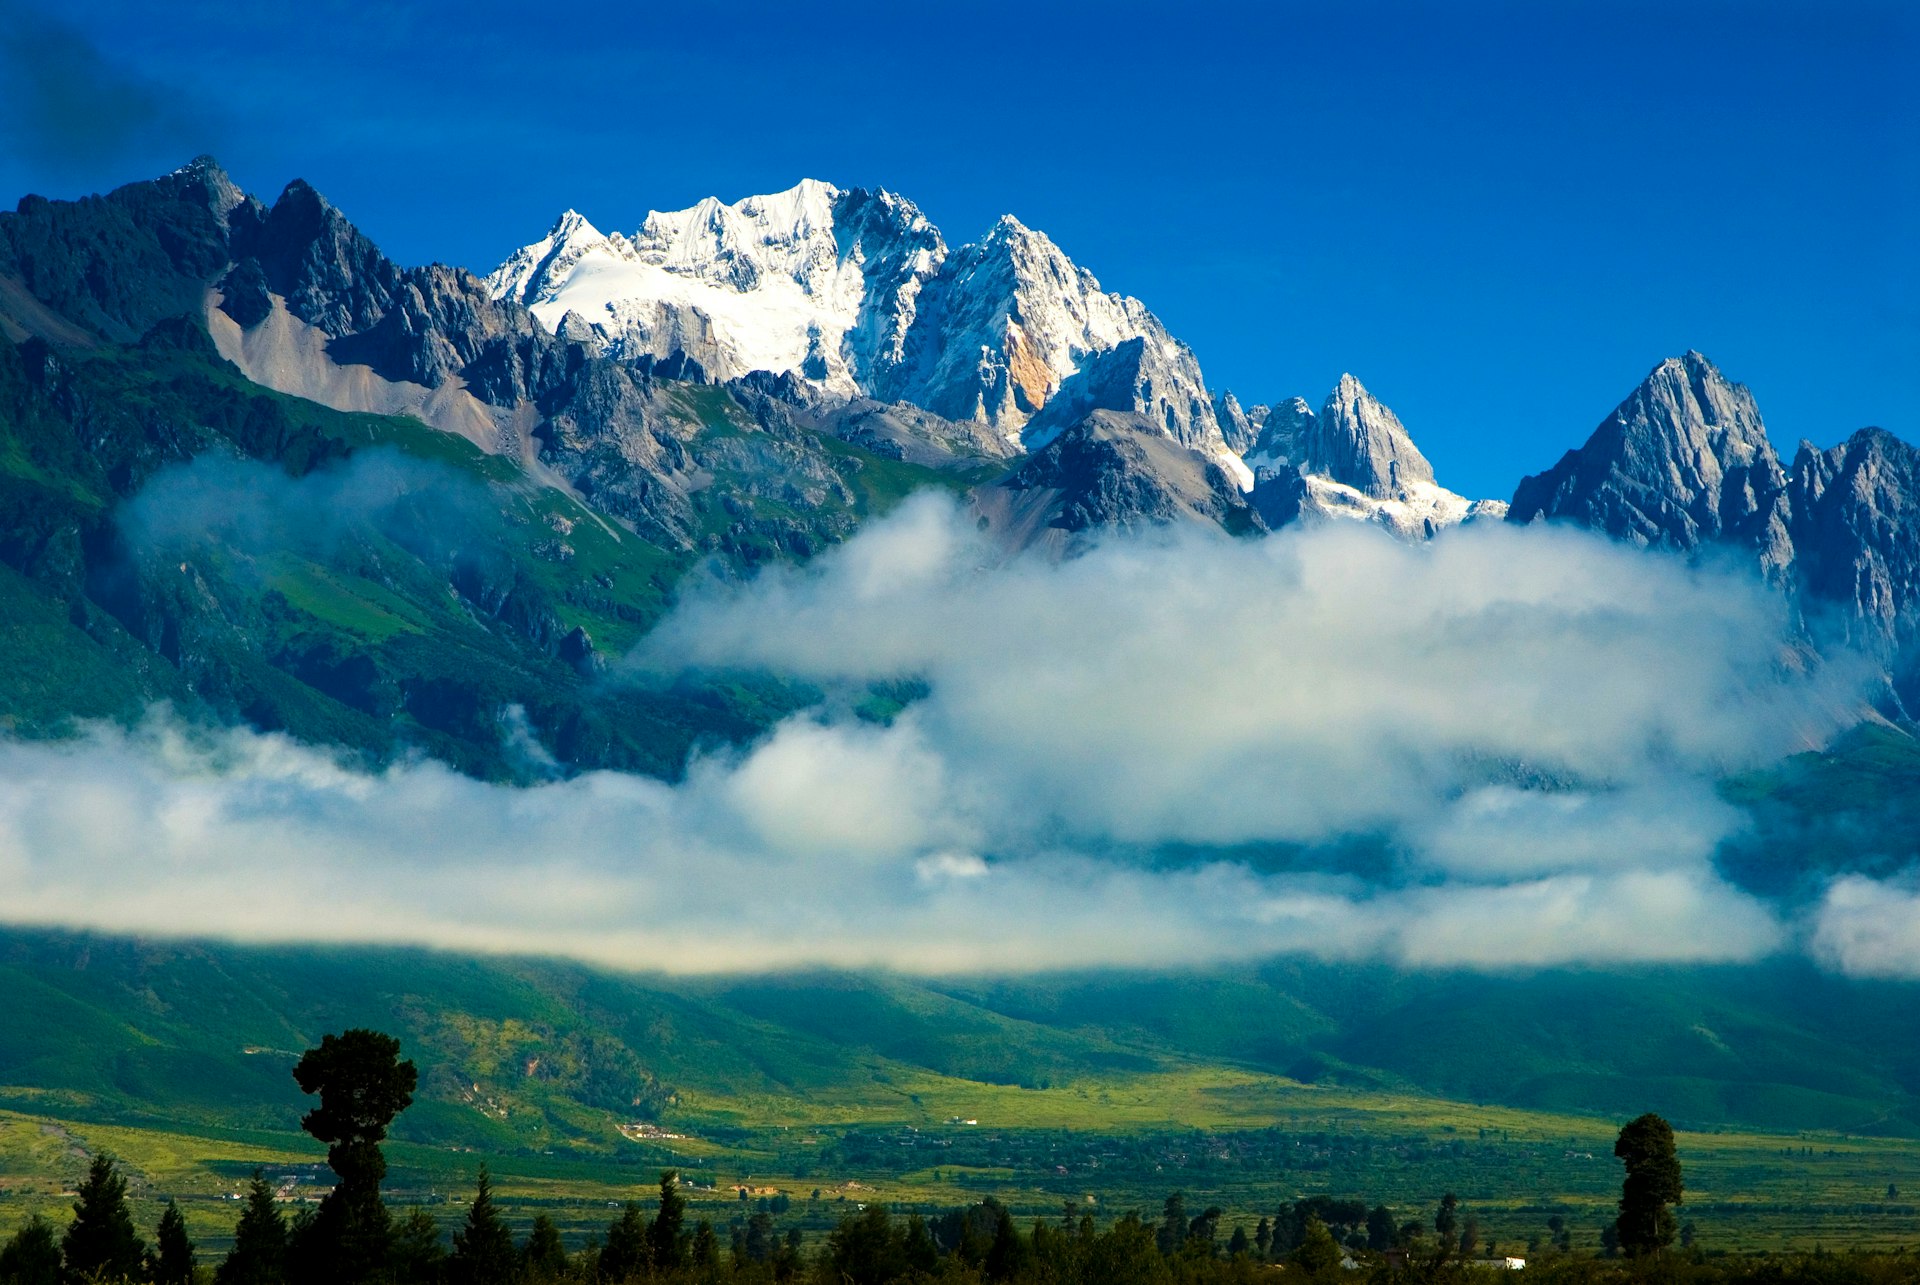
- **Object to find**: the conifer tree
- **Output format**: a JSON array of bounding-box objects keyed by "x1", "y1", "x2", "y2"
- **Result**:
[
  {"x1": 1156, "y1": 1192, "x2": 1186, "y2": 1256},
  {"x1": 391, "y1": 1208, "x2": 446, "y2": 1285},
  {"x1": 600, "y1": 1201, "x2": 650, "y2": 1281},
  {"x1": 152, "y1": 1200, "x2": 196, "y2": 1285},
  {"x1": 218, "y1": 1171, "x2": 289, "y2": 1285},
  {"x1": 62, "y1": 1153, "x2": 147, "y2": 1283},
  {"x1": 1434, "y1": 1193, "x2": 1460, "y2": 1262},
  {"x1": 902, "y1": 1213, "x2": 937, "y2": 1275},
  {"x1": 523, "y1": 1213, "x2": 568, "y2": 1279},
  {"x1": 1291, "y1": 1215, "x2": 1341, "y2": 1277},
  {"x1": 984, "y1": 1205, "x2": 1024, "y2": 1282},
  {"x1": 0, "y1": 1216, "x2": 62, "y2": 1285},
  {"x1": 689, "y1": 1219, "x2": 720, "y2": 1276},
  {"x1": 648, "y1": 1170, "x2": 686, "y2": 1272},
  {"x1": 448, "y1": 1165, "x2": 519, "y2": 1285},
  {"x1": 1366, "y1": 1205, "x2": 1395, "y2": 1252}
]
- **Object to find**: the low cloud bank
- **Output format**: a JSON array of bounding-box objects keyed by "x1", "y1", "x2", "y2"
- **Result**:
[{"x1": 0, "y1": 492, "x2": 1905, "y2": 976}]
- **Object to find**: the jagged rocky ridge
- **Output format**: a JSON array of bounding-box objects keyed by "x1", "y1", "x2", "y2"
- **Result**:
[
  {"x1": 483, "y1": 178, "x2": 1533, "y2": 535},
  {"x1": 1510, "y1": 351, "x2": 1920, "y2": 711}
]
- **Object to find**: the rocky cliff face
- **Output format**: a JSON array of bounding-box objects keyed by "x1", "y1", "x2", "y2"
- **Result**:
[
  {"x1": 1787, "y1": 428, "x2": 1920, "y2": 653},
  {"x1": 1244, "y1": 397, "x2": 1314, "y2": 477},
  {"x1": 1306, "y1": 373, "x2": 1437, "y2": 498}
]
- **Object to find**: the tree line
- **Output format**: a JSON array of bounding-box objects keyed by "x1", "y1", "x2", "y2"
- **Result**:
[{"x1": 0, "y1": 1030, "x2": 1912, "y2": 1284}]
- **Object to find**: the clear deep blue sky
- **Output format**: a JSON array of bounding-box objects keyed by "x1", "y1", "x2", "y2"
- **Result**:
[{"x1": 1, "y1": 0, "x2": 1912, "y2": 498}]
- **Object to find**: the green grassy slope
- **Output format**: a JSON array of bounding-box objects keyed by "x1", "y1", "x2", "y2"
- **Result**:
[
  {"x1": 0, "y1": 319, "x2": 987, "y2": 776},
  {"x1": 1, "y1": 930, "x2": 1915, "y2": 1152}
]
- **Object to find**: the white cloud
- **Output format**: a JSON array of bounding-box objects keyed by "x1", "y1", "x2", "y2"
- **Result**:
[
  {"x1": 1810, "y1": 876, "x2": 1920, "y2": 979},
  {"x1": 0, "y1": 491, "x2": 1889, "y2": 974}
]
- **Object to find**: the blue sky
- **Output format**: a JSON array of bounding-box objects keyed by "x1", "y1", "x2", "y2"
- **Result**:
[{"x1": 1, "y1": 0, "x2": 1912, "y2": 499}]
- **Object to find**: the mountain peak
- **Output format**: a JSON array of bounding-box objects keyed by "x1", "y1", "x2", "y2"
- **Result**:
[
  {"x1": 1508, "y1": 353, "x2": 1788, "y2": 563},
  {"x1": 547, "y1": 207, "x2": 602, "y2": 240},
  {"x1": 1307, "y1": 373, "x2": 1436, "y2": 498},
  {"x1": 484, "y1": 180, "x2": 1212, "y2": 447}
]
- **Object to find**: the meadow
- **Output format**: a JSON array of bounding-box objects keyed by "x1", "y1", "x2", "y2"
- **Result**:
[{"x1": 3, "y1": 1065, "x2": 1916, "y2": 1261}]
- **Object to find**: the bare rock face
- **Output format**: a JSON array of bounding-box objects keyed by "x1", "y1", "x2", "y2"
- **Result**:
[
  {"x1": 1244, "y1": 397, "x2": 1315, "y2": 477},
  {"x1": 1021, "y1": 336, "x2": 1230, "y2": 459},
  {"x1": 1787, "y1": 428, "x2": 1920, "y2": 652},
  {"x1": 1508, "y1": 352, "x2": 1920, "y2": 715},
  {"x1": 1212, "y1": 390, "x2": 1265, "y2": 455},
  {"x1": 1508, "y1": 352, "x2": 1793, "y2": 577}
]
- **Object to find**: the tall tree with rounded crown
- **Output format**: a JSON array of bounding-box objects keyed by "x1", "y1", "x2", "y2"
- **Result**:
[
  {"x1": 1614, "y1": 1113, "x2": 1684, "y2": 1256},
  {"x1": 290, "y1": 1028, "x2": 418, "y2": 1284}
]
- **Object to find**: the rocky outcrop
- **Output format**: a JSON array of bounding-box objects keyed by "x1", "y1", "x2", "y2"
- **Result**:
[
  {"x1": 0, "y1": 156, "x2": 243, "y2": 343},
  {"x1": 979, "y1": 410, "x2": 1262, "y2": 551},
  {"x1": 1508, "y1": 351, "x2": 1794, "y2": 577},
  {"x1": 1212, "y1": 390, "x2": 1263, "y2": 455},
  {"x1": 1244, "y1": 397, "x2": 1315, "y2": 477},
  {"x1": 1021, "y1": 336, "x2": 1234, "y2": 463},
  {"x1": 1509, "y1": 353, "x2": 1920, "y2": 715}
]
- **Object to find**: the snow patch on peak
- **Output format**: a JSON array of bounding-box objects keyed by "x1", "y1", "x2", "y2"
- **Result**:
[{"x1": 1298, "y1": 476, "x2": 1507, "y2": 540}]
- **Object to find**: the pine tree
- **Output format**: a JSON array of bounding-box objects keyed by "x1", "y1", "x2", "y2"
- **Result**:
[
  {"x1": 600, "y1": 1201, "x2": 650, "y2": 1281},
  {"x1": 648, "y1": 1170, "x2": 686, "y2": 1272},
  {"x1": 902, "y1": 1214, "x2": 937, "y2": 1275},
  {"x1": 1227, "y1": 1224, "x2": 1250, "y2": 1257},
  {"x1": 1366, "y1": 1205, "x2": 1395, "y2": 1252},
  {"x1": 523, "y1": 1213, "x2": 567, "y2": 1279},
  {"x1": 1253, "y1": 1217, "x2": 1271, "y2": 1259},
  {"x1": 1433, "y1": 1193, "x2": 1460, "y2": 1262},
  {"x1": 63, "y1": 1153, "x2": 148, "y2": 1282},
  {"x1": 218, "y1": 1171, "x2": 289, "y2": 1285},
  {"x1": 448, "y1": 1165, "x2": 519, "y2": 1285},
  {"x1": 1292, "y1": 1215, "x2": 1341, "y2": 1277},
  {"x1": 984, "y1": 1205, "x2": 1024, "y2": 1282},
  {"x1": 0, "y1": 1216, "x2": 62, "y2": 1285},
  {"x1": 1156, "y1": 1192, "x2": 1186, "y2": 1256},
  {"x1": 391, "y1": 1208, "x2": 446, "y2": 1285},
  {"x1": 1458, "y1": 1212, "x2": 1481, "y2": 1260},
  {"x1": 689, "y1": 1220, "x2": 720, "y2": 1276},
  {"x1": 152, "y1": 1200, "x2": 196, "y2": 1285}
]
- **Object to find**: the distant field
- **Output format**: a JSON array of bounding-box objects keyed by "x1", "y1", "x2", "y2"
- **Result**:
[{"x1": 3, "y1": 1066, "x2": 1916, "y2": 1259}]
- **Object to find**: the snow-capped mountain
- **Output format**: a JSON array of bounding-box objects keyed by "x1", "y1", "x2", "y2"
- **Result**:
[
  {"x1": 485, "y1": 181, "x2": 942, "y2": 400},
  {"x1": 487, "y1": 182, "x2": 1233, "y2": 470}
]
